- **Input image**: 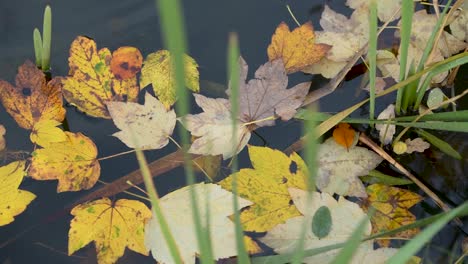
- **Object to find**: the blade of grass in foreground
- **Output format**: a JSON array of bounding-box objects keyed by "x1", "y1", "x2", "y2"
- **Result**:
[
  {"x1": 33, "y1": 28, "x2": 42, "y2": 67},
  {"x1": 227, "y1": 32, "x2": 250, "y2": 263},
  {"x1": 368, "y1": 0, "x2": 377, "y2": 122},
  {"x1": 41, "y1": 5, "x2": 52, "y2": 71},
  {"x1": 155, "y1": 0, "x2": 214, "y2": 262}
]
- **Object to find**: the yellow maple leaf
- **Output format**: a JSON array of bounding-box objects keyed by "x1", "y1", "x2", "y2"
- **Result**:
[
  {"x1": 267, "y1": 22, "x2": 331, "y2": 74},
  {"x1": 30, "y1": 119, "x2": 67, "y2": 147},
  {"x1": 0, "y1": 61, "x2": 65, "y2": 130},
  {"x1": 68, "y1": 198, "x2": 151, "y2": 264},
  {"x1": 218, "y1": 145, "x2": 308, "y2": 232},
  {"x1": 60, "y1": 36, "x2": 140, "y2": 119},
  {"x1": 28, "y1": 131, "x2": 100, "y2": 192},
  {"x1": 140, "y1": 50, "x2": 200, "y2": 109},
  {"x1": 0, "y1": 161, "x2": 36, "y2": 226},
  {"x1": 363, "y1": 183, "x2": 423, "y2": 247}
]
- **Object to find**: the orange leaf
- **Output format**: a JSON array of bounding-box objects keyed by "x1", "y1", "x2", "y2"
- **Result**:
[
  {"x1": 332, "y1": 123, "x2": 356, "y2": 149},
  {"x1": 110, "y1": 46, "x2": 143, "y2": 80},
  {"x1": 267, "y1": 22, "x2": 331, "y2": 74}
]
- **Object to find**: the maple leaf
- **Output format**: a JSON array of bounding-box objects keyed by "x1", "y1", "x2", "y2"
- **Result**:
[
  {"x1": 0, "y1": 161, "x2": 36, "y2": 226},
  {"x1": 110, "y1": 46, "x2": 143, "y2": 80},
  {"x1": 140, "y1": 50, "x2": 200, "y2": 109},
  {"x1": 0, "y1": 60, "x2": 65, "y2": 130},
  {"x1": 59, "y1": 36, "x2": 140, "y2": 119},
  {"x1": 317, "y1": 138, "x2": 383, "y2": 197},
  {"x1": 363, "y1": 184, "x2": 422, "y2": 247},
  {"x1": 218, "y1": 146, "x2": 308, "y2": 232},
  {"x1": 68, "y1": 198, "x2": 152, "y2": 264},
  {"x1": 30, "y1": 119, "x2": 67, "y2": 148},
  {"x1": 107, "y1": 92, "x2": 176, "y2": 150},
  {"x1": 260, "y1": 188, "x2": 398, "y2": 263},
  {"x1": 332, "y1": 123, "x2": 357, "y2": 149},
  {"x1": 145, "y1": 183, "x2": 260, "y2": 264},
  {"x1": 29, "y1": 131, "x2": 100, "y2": 192},
  {"x1": 347, "y1": 0, "x2": 402, "y2": 23},
  {"x1": 375, "y1": 104, "x2": 396, "y2": 145},
  {"x1": 267, "y1": 22, "x2": 331, "y2": 73}
]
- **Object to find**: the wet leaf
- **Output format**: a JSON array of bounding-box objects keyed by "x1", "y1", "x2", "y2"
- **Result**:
[
  {"x1": 312, "y1": 206, "x2": 332, "y2": 239},
  {"x1": 332, "y1": 123, "x2": 356, "y2": 149},
  {"x1": 404, "y1": 138, "x2": 430, "y2": 154},
  {"x1": 0, "y1": 161, "x2": 36, "y2": 226},
  {"x1": 140, "y1": 50, "x2": 199, "y2": 109},
  {"x1": 110, "y1": 46, "x2": 143, "y2": 80},
  {"x1": 450, "y1": 9, "x2": 467, "y2": 42},
  {"x1": 375, "y1": 104, "x2": 396, "y2": 145},
  {"x1": 30, "y1": 119, "x2": 67, "y2": 148},
  {"x1": 193, "y1": 154, "x2": 222, "y2": 180},
  {"x1": 426, "y1": 88, "x2": 446, "y2": 109},
  {"x1": 317, "y1": 138, "x2": 383, "y2": 197},
  {"x1": 68, "y1": 198, "x2": 151, "y2": 264},
  {"x1": 107, "y1": 92, "x2": 176, "y2": 150},
  {"x1": 364, "y1": 184, "x2": 422, "y2": 247},
  {"x1": 260, "y1": 188, "x2": 398, "y2": 263},
  {"x1": 0, "y1": 61, "x2": 65, "y2": 129},
  {"x1": 29, "y1": 131, "x2": 100, "y2": 192},
  {"x1": 347, "y1": 0, "x2": 402, "y2": 23},
  {"x1": 0, "y1": 124, "x2": 5, "y2": 151},
  {"x1": 267, "y1": 22, "x2": 330, "y2": 73},
  {"x1": 218, "y1": 146, "x2": 308, "y2": 232},
  {"x1": 60, "y1": 36, "x2": 140, "y2": 119},
  {"x1": 145, "y1": 183, "x2": 260, "y2": 264}
]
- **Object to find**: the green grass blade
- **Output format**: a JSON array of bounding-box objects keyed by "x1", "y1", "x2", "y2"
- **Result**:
[
  {"x1": 368, "y1": 0, "x2": 377, "y2": 122},
  {"x1": 415, "y1": 128, "x2": 461, "y2": 159},
  {"x1": 401, "y1": 62, "x2": 418, "y2": 112},
  {"x1": 155, "y1": 0, "x2": 214, "y2": 262},
  {"x1": 227, "y1": 33, "x2": 250, "y2": 263},
  {"x1": 361, "y1": 170, "x2": 413, "y2": 185},
  {"x1": 41, "y1": 5, "x2": 51, "y2": 71},
  {"x1": 33, "y1": 28, "x2": 42, "y2": 67},
  {"x1": 387, "y1": 202, "x2": 468, "y2": 264}
]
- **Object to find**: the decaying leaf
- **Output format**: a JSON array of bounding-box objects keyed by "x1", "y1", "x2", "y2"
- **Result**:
[
  {"x1": 450, "y1": 9, "x2": 467, "y2": 42},
  {"x1": 29, "y1": 131, "x2": 100, "y2": 192},
  {"x1": 267, "y1": 22, "x2": 331, "y2": 73},
  {"x1": 30, "y1": 119, "x2": 67, "y2": 148},
  {"x1": 60, "y1": 36, "x2": 140, "y2": 119},
  {"x1": 260, "y1": 188, "x2": 398, "y2": 263},
  {"x1": 347, "y1": 0, "x2": 402, "y2": 23},
  {"x1": 375, "y1": 104, "x2": 396, "y2": 145},
  {"x1": 69, "y1": 198, "x2": 151, "y2": 264},
  {"x1": 0, "y1": 124, "x2": 5, "y2": 151},
  {"x1": 363, "y1": 184, "x2": 422, "y2": 247},
  {"x1": 140, "y1": 50, "x2": 199, "y2": 109},
  {"x1": 192, "y1": 154, "x2": 222, "y2": 180},
  {"x1": 404, "y1": 138, "x2": 430, "y2": 154},
  {"x1": 110, "y1": 46, "x2": 143, "y2": 80},
  {"x1": 332, "y1": 123, "x2": 357, "y2": 149},
  {"x1": 317, "y1": 138, "x2": 383, "y2": 197},
  {"x1": 218, "y1": 146, "x2": 308, "y2": 232},
  {"x1": 0, "y1": 61, "x2": 65, "y2": 130},
  {"x1": 107, "y1": 92, "x2": 176, "y2": 150},
  {"x1": 145, "y1": 183, "x2": 260, "y2": 264},
  {"x1": 0, "y1": 161, "x2": 36, "y2": 226}
]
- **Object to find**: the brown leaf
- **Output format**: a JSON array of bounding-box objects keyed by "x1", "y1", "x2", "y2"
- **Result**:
[
  {"x1": 110, "y1": 46, "x2": 143, "y2": 80},
  {"x1": 332, "y1": 123, "x2": 356, "y2": 150}
]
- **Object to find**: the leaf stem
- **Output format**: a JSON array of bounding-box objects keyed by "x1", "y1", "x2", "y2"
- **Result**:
[{"x1": 97, "y1": 149, "x2": 136, "y2": 161}]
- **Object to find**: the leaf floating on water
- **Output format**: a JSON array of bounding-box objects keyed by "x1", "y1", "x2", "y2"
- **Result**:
[
  {"x1": 267, "y1": 22, "x2": 331, "y2": 73},
  {"x1": 0, "y1": 124, "x2": 5, "y2": 151},
  {"x1": 404, "y1": 138, "x2": 430, "y2": 154},
  {"x1": 110, "y1": 46, "x2": 143, "y2": 80},
  {"x1": 68, "y1": 198, "x2": 152, "y2": 264},
  {"x1": 375, "y1": 104, "x2": 396, "y2": 145},
  {"x1": 0, "y1": 61, "x2": 65, "y2": 129},
  {"x1": 60, "y1": 36, "x2": 140, "y2": 119},
  {"x1": 311, "y1": 206, "x2": 332, "y2": 239},
  {"x1": 332, "y1": 123, "x2": 356, "y2": 150},
  {"x1": 30, "y1": 119, "x2": 67, "y2": 148}
]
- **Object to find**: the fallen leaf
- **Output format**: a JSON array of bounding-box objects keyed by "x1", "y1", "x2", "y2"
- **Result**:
[
  {"x1": 426, "y1": 88, "x2": 447, "y2": 109},
  {"x1": 60, "y1": 36, "x2": 140, "y2": 119},
  {"x1": 218, "y1": 146, "x2": 308, "y2": 232},
  {"x1": 267, "y1": 22, "x2": 331, "y2": 73},
  {"x1": 363, "y1": 77, "x2": 387, "y2": 94},
  {"x1": 0, "y1": 161, "x2": 36, "y2": 226},
  {"x1": 450, "y1": 9, "x2": 467, "y2": 42},
  {"x1": 375, "y1": 104, "x2": 396, "y2": 145},
  {"x1": 317, "y1": 137, "x2": 383, "y2": 197},
  {"x1": 110, "y1": 46, "x2": 143, "y2": 80},
  {"x1": 405, "y1": 138, "x2": 430, "y2": 154},
  {"x1": 107, "y1": 92, "x2": 176, "y2": 150},
  {"x1": 30, "y1": 119, "x2": 67, "y2": 148},
  {"x1": 347, "y1": 0, "x2": 402, "y2": 23},
  {"x1": 140, "y1": 50, "x2": 199, "y2": 109},
  {"x1": 0, "y1": 124, "x2": 5, "y2": 151},
  {"x1": 363, "y1": 184, "x2": 422, "y2": 247},
  {"x1": 192, "y1": 154, "x2": 222, "y2": 180},
  {"x1": 260, "y1": 188, "x2": 398, "y2": 263},
  {"x1": 69, "y1": 198, "x2": 151, "y2": 264},
  {"x1": 332, "y1": 123, "x2": 357, "y2": 149},
  {"x1": 0, "y1": 61, "x2": 65, "y2": 129},
  {"x1": 145, "y1": 183, "x2": 260, "y2": 264},
  {"x1": 29, "y1": 131, "x2": 100, "y2": 192}
]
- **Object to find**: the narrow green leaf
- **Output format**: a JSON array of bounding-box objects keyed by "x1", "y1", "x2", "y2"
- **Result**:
[
  {"x1": 368, "y1": 0, "x2": 377, "y2": 122},
  {"x1": 33, "y1": 28, "x2": 42, "y2": 67},
  {"x1": 41, "y1": 5, "x2": 52, "y2": 71},
  {"x1": 311, "y1": 206, "x2": 332, "y2": 239},
  {"x1": 361, "y1": 170, "x2": 413, "y2": 186},
  {"x1": 415, "y1": 129, "x2": 461, "y2": 159}
]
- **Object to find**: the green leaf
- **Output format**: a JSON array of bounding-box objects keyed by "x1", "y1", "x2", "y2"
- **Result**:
[
  {"x1": 361, "y1": 170, "x2": 413, "y2": 186},
  {"x1": 311, "y1": 206, "x2": 332, "y2": 239}
]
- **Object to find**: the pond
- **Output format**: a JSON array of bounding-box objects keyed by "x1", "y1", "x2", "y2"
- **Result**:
[{"x1": 0, "y1": 0, "x2": 466, "y2": 263}]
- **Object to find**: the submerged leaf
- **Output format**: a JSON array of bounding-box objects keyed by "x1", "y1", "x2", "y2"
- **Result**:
[
  {"x1": 312, "y1": 206, "x2": 332, "y2": 239},
  {"x1": 69, "y1": 198, "x2": 151, "y2": 264}
]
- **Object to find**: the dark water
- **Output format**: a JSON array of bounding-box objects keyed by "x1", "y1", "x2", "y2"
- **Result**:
[{"x1": 0, "y1": 0, "x2": 466, "y2": 263}]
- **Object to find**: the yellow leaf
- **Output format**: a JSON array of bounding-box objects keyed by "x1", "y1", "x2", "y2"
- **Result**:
[
  {"x1": 60, "y1": 36, "x2": 140, "y2": 119},
  {"x1": 218, "y1": 145, "x2": 308, "y2": 232},
  {"x1": 364, "y1": 184, "x2": 423, "y2": 247},
  {"x1": 267, "y1": 22, "x2": 331, "y2": 74},
  {"x1": 68, "y1": 198, "x2": 151, "y2": 264},
  {"x1": 0, "y1": 161, "x2": 36, "y2": 226},
  {"x1": 0, "y1": 61, "x2": 65, "y2": 129},
  {"x1": 140, "y1": 50, "x2": 200, "y2": 109},
  {"x1": 30, "y1": 119, "x2": 67, "y2": 147},
  {"x1": 29, "y1": 131, "x2": 100, "y2": 192},
  {"x1": 332, "y1": 123, "x2": 357, "y2": 150},
  {"x1": 110, "y1": 46, "x2": 143, "y2": 80}
]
